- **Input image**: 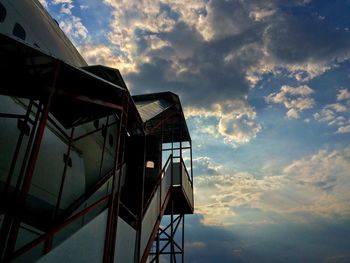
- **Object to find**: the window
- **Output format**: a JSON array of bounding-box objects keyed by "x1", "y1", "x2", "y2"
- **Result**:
[
  {"x1": 13, "y1": 23, "x2": 26, "y2": 40},
  {"x1": 146, "y1": 161, "x2": 155, "y2": 169},
  {"x1": 0, "y1": 3, "x2": 6, "y2": 22}
]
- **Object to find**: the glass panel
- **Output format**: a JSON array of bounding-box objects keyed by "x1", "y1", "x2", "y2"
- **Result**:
[
  {"x1": 37, "y1": 209, "x2": 108, "y2": 263},
  {"x1": 140, "y1": 188, "x2": 160, "y2": 254},
  {"x1": 114, "y1": 217, "x2": 136, "y2": 263},
  {"x1": 181, "y1": 161, "x2": 194, "y2": 208}
]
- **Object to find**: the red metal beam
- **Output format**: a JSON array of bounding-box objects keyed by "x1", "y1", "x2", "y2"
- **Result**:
[
  {"x1": 140, "y1": 188, "x2": 173, "y2": 263},
  {"x1": 103, "y1": 95, "x2": 129, "y2": 262},
  {"x1": 10, "y1": 195, "x2": 110, "y2": 260}
]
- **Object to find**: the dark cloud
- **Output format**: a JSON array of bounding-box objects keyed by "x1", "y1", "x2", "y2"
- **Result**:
[
  {"x1": 266, "y1": 14, "x2": 350, "y2": 64},
  {"x1": 184, "y1": 214, "x2": 350, "y2": 263},
  {"x1": 126, "y1": 0, "x2": 350, "y2": 108},
  {"x1": 127, "y1": 21, "x2": 264, "y2": 107}
]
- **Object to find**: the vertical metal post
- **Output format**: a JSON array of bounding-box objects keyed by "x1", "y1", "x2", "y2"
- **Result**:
[
  {"x1": 170, "y1": 199, "x2": 174, "y2": 263},
  {"x1": 99, "y1": 116, "x2": 110, "y2": 178},
  {"x1": 156, "y1": 231, "x2": 160, "y2": 263},
  {"x1": 2, "y1": 100, "x2": 33, "y2": 201},
  {"x1": 190, "y1": 140, "x2": 193, "y2": 183},
  {"x1": 136, "y1": 134, "x2": 147, "y2": 262},
  {"x1": 103, "y1": 109, "x2": 123, "y2": 263},
  {"x1": 104, "y1": 95, "x2": 129, "y2": 262},
  {"x1": 54, "y1": 127, "x2": 75, "y2": 220},
  {"x1": 14, "y1": 102, "x2": 42, "y2": 196},
  {"x1": 182, "y1": 215, "x2": 185, "y2": 263},
  {"x1": 110, "y1": 99, "x2": 128, "y2": 262}
]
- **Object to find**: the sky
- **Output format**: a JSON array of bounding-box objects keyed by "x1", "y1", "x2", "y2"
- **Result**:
[{"x1": 40, "y1": 0, "x2": 350, "y2": 262}]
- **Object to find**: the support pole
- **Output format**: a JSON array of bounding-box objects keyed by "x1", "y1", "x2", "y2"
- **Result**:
[
  {"x1": 182, "y1": 215, "x2": 185, "y2": 263},
  {"x1": 103, "y1": 95, "x2": 129, "y2": 262},
  {"x1": 54, "y1": 128, "x2": 75, "y2": 220}
]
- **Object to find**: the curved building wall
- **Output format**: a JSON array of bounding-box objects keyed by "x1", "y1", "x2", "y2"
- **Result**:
[{"x1": 0, "y1": 0, "x2": 87, "y2": 67}]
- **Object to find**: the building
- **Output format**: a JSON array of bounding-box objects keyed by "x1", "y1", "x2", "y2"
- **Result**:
[{"x1": 0, "y1": 0, "x2": 194, "y2": 262}]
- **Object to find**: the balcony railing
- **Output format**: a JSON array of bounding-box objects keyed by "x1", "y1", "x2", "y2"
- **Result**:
[{"x1": 172, "y1": 157, "x2": 194, "y2": 210}]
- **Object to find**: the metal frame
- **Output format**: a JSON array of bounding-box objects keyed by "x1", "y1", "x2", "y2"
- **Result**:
[
  {"x1": 0, "y1": 35, "x2": 193, "y2": 263},
  {"x1": 142, "y1": 111, "x2": 194, "y2": 263},
  {"x1": 148, "y1": 214, "x2": 185, "y2": 263}
]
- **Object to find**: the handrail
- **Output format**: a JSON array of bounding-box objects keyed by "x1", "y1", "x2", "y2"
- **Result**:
[
  {"x1": 142, "y1": 154, "x2": 172, "y2": 214},
  {"x1": 140, "y1": 154, "x2": 193, "y2": 262},
  {"x1": 11, "y1": 194, "x2": 111, "y2": 260}
]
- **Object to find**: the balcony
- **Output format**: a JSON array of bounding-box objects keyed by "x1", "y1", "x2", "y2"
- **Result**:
[{"x1": 164, "y1": 156, "x2": 194, "y2": 215}]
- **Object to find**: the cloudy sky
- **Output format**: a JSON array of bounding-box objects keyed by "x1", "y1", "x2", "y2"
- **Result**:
[{"x1": 41, "y1": 0, "x2": 350, "y2": 262}]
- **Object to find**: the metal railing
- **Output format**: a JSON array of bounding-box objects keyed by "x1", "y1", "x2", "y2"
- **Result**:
[
  {"x1": 10, "y1": 194, "x2": 110, "y2": 261},
  {"x1": 140, "y1": 154, "x2": 194, "y2": 262}
]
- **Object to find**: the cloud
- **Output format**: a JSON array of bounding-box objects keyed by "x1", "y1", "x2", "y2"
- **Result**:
[
  {"x1": 185, "y1": 100, "x2": 262, "y2": 146},
  {"x1": 313, "y1": 90, "x2": 350, "y2": 133},
  {"x1": 185, "y1": 214, "x2": 350, "y2": 263},
  {"x1": 336, "y1": 125, "x2": 350, "y2": 134},
  {"x1": 45, "y1": 0, "x2": 89, "y2": 45},
  {"x1": 337, "y1": 88, "x2": 350, "y2": 101},
  {"x1": 59, "y1": 16, "x2": 88, "y2": 41},
  {"x1": 78, "y1": 44, "x2": 132, "y2": 73},
  {"x1": 52, "y1": 0, "x2": 74, "y2": 15},
  {"x1": 194, "y1": 148, "x2": 350, "y2": 226},
  {"x1": 249, "y1": 8, "x2": 276, "y2": 22},
  {"x1": 192, "y1": 156, "x2": 222, "y2": 176},
  {"x1": 266, "y1": 85, "x2": 315, "y2": 119},
  {"x1": 43, "y1": 0, "x2": 350, "y2": 196},
  {"x1": 51, "y1": 0, "x2": 350, "y2": 146},
  {"x1": 99, "y1": 0, "x2": 350, "y2": 102}
]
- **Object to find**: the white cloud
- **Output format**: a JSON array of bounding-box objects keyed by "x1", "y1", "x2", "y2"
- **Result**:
[
  {"x1": 249, "y1": 8, "x2": 275, "y2": 22},
  {"x1": 78, "y1": 44, "x2": 132, "y2": 73},
  {"x1": 185, "y1": 100, "x2": 262, "y2": 146},
  {"x1": 195, "y1": 172, "x2": 284, "y2": 225},
  {"x1": 80, "y1": 5, "x2": 89, "y2": 10},
  {"x1": 314, "y1": 100, "x2": 349, "y2": 132},
  {"x1": 59, "y1": 16, "x2": 88, "y2": 41},
  {"x1": 101, "y1": 0, "x2": 210, "y2": 73},
  {"x1": 336, "y1": 125, "x2": 350, "y2": 134},
  {"x1": 195, "y1": 148, "x2": 350, "y2": 226},
  {"x1": 337, "y1": 88, "x2": 350, "y2": 101},
  {"x1": 193, "y1": 156, "x2": 222, "y2": 176},
  {"x1": 52, "y1": 0, "x2": 74, "y2": 15},
  {"x1": 327, "y1": 103, "x2": 347, "y2": 113},
  {"x1": 266, "y1": 85, "x2": 315, "y2": 119}
]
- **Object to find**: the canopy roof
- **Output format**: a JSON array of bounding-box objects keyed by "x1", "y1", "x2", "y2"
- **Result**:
[
  {"x1": 133, "y1": 92, "x2": 191, "y2": 143},
  {"x1": 0, "y1": 33, "x2": 143, "y2": 134},
  {"x1": 0, "y1": 33, "x2": 190, "y2": 140}
]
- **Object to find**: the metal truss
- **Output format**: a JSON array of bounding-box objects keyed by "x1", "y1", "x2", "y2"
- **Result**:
[{"x1": 149, "y1": 213, "x2": 185, "y2": 263}]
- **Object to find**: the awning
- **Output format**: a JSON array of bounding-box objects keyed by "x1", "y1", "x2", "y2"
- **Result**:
[
  {"x1": 133, "y1": 92, "x2": 191, "y2": 143},
  {"x1": 0, "y1": 33, "x2": 141, "y2": 130}
]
